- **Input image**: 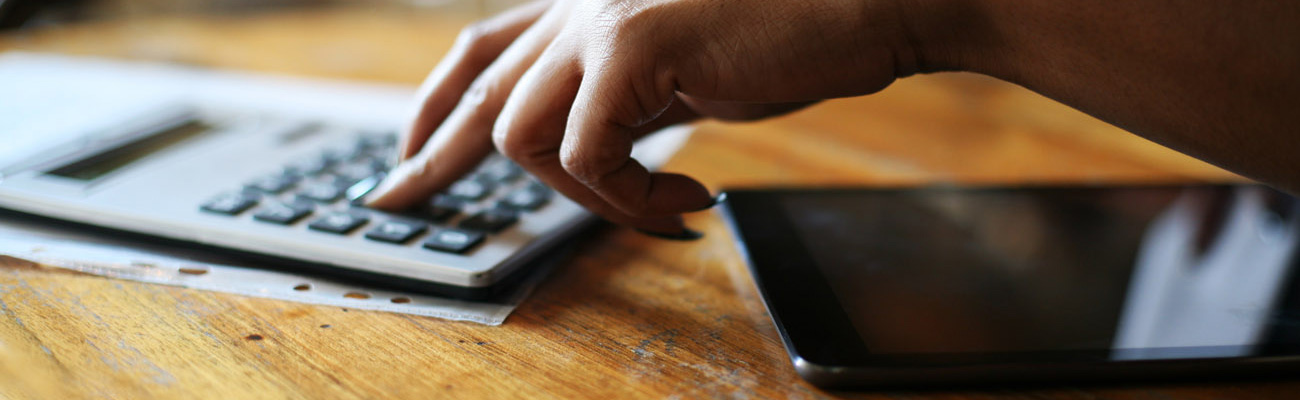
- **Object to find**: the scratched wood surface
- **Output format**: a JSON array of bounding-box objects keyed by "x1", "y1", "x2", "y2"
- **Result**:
[{"x1": 2, "y1": 4, "x2": 1296, "y2": 399}]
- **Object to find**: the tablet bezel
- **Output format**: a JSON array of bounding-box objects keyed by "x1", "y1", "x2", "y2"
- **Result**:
[{"x1": 719, "y1": 185, "x2": 1300, "y2": 387}]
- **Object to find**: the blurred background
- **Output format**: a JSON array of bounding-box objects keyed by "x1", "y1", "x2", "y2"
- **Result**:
[
  {"x1": 0, "y1": 0, "x2": 536, "y2": 26},
  {"x1": 0, "y1": 0, "x2": 532, "y2": 83}
]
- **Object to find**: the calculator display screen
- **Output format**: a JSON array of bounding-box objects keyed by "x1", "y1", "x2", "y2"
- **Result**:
[{"x1": 46, "y1": 120, "x2": 211, "y2": 181}]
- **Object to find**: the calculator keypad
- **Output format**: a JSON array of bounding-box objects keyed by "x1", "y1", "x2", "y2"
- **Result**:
[{"x1": 199, "y1": 130, "x2": 552, "y2": 255}]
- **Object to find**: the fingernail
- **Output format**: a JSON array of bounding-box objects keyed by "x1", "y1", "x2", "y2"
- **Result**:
[
  {"x1": 348, "y1": 173, "x2": 388, "y2": 205},
  {"x1": 362, "y1": 164, "x2": 407, "y2": 205},
  {"x1": 635, "y1": 227, "x2": 704, "y2": 241},
  {"x1": 689, "y1": 193, "x2": 726, "y2": 212}
]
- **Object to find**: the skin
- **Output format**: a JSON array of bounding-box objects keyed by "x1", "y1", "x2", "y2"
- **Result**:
[{"x1": 365, "y1": 0, "x2": 1300, "y2": 236}]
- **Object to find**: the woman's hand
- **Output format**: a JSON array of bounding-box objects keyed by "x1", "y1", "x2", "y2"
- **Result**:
[
  {"x1": 365, "y1": 0, "x2": 1300, "y2": 236},
  {"x1": 363, "y1": 0, "x2": 920, "y2": 236}
]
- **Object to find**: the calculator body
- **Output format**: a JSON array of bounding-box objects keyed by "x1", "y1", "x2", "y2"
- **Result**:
[{"x1": 0, "y1": 53, "x2": 690, "y2": 299}]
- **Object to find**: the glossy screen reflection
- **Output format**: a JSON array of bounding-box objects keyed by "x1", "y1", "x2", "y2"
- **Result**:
[{"x1": 778, "y1": 185, "x2": 1300, "y2": 360}]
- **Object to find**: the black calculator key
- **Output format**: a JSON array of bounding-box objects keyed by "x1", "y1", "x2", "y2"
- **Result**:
[
  {"x1": 296, "y1": 182, "x2": 344, "y2": 203},
  {"x1": 459, "y1": 209, "x2": 518, "y2": 233},
  {"x1": 200, "y1": 193, "x2": 259, "y2": 215},
  {"x1": 245, "y1": 174, "x2": 298, "y2": 194},
  {"x1": 447, "y1": 179, "x2": 493, "y2": 201},
  {"x1": 422, "y1": 195, "x2": 463, "y2": 221},
  {"x1": 252, "y1": 202, "x2": 314, "y2": 225},
  {"x1": 422, "y1": 228, "x2": 485, "y2": 254},
  {"x1": 498, "y1": 184, "x2": 551, "y2": 211},
  {"x1": 478, "y1": 159, "x2": 523, "y2": 182},
  {"x1": 364, "y1": 219, "x2": 427, "y2": 243},
  {"x1": 308, "y1": 212, "x2": 369, "y2": 234}
]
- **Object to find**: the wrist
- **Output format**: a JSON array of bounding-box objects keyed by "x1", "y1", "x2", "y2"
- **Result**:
[{"x1": 888, "y1": 0, "x2": 1011, "y2": 77}]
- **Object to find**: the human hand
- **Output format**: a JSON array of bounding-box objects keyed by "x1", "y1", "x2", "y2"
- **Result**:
[{"x1": 364, "y1": 0, "x2": 920, "y2": 237}]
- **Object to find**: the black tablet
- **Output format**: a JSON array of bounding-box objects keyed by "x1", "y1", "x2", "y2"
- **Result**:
[{"x1": 719, "y1": 184, "x2": 1300, "y2": 388}]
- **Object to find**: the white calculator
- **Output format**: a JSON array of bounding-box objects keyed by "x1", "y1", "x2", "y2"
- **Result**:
[{"x1": 0, "y1": 53, "x2": 690, "y2": 299}]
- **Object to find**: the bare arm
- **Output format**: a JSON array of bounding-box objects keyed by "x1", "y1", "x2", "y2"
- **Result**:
[{"x1": 907, "y1": 0, "x2": 1300, "y2": 192}]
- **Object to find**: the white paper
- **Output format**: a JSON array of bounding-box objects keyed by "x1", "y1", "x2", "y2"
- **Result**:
[{"x1": 0, "y1": 216, "x2": 551, "y2": 325}]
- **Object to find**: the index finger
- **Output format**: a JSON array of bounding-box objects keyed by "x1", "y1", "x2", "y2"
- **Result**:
[{"x1": 399, "y1": 0, "x2": 552, "y2": 161}]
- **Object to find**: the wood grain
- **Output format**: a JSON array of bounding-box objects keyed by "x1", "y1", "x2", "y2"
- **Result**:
[{"x1": 1, "y1": 4, "x2": 1293, "y2": 399}]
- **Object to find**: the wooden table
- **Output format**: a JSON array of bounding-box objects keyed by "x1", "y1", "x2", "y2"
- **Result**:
[{"x1": 1, "y1": 4, "x2": 1294, "y2": 399}]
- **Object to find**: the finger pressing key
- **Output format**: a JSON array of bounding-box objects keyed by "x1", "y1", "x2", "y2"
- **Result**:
[{"x1": 367, "y1": 2, "x2": 566, "y2": 211}]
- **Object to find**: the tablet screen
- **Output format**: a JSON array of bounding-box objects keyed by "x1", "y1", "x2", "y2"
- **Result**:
[{"x1": 731, "y1": 185, "x2": 1300, "y2": 363}]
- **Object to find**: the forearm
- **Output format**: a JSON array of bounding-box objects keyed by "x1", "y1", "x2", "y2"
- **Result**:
[{"x1": 901, "y1": 0, "x2": 1300, "y2": 192}]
